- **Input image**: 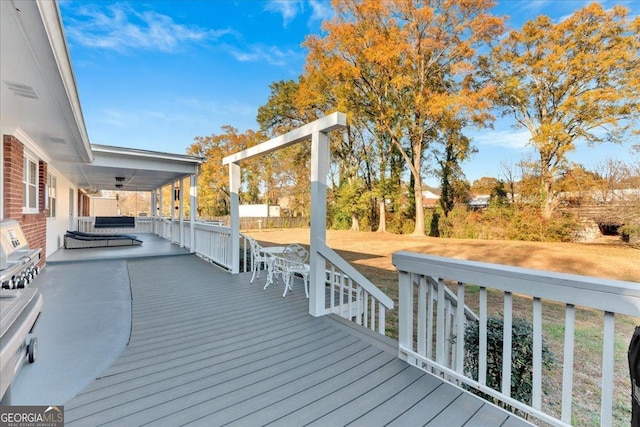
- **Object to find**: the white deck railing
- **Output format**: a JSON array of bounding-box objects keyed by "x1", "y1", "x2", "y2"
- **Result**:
[
  {"x1": 318, "y1": 241, "x2": 394, "y2": 335},
  {"x1": 153, "y1": 218, "x2": 251, "y2": 273},
  {"x1": 393, "y1": 251, "x2": 640, "y2": 426}
]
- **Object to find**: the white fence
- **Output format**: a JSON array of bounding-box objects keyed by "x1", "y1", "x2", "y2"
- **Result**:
[{"x1": 393, "y1": 251, "x2": 640, "y2": 426}]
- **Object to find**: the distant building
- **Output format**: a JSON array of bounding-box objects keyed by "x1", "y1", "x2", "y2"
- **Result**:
[
  {"x1": 238, "y1": 204, "x2": 280, "y2": 218},
  {"x1": 468, "y1": 195, "x2": 491, "y2": 210},
  {"x1": 422, "y1": 190, "x2": 440, "y2": 208}
]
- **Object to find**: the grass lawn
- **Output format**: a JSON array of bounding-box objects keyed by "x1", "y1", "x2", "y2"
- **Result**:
[{"x1": 247, "y1": 228, "x2": 640, "y2": 426}]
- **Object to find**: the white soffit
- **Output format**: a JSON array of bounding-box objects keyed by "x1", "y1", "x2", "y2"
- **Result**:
[{"x1": 0, "y1": 0, "x2": 92, "y2": 166}]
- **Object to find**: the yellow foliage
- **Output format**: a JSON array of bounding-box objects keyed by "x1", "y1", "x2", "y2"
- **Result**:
[{"x1": 485, "y1": 2, "x2": 640, "y2": 217}]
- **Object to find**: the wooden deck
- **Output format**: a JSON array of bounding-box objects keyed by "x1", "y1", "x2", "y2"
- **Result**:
[{"x1": 65, "y1": 255, "x2": 530, "y2": 426}]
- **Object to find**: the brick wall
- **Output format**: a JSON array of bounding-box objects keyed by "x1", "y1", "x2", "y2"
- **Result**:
[
  {"x1": 3, "y1": 135, "x2": 47, "y2": 267},
  {"x1": 79, "y1": 192, "x2": 90, "y2": 216}
]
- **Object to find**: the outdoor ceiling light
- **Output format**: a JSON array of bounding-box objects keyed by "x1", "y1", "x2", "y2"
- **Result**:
[
  {"x1": 115, "y1": 177, "x2": 125, "y2": 182},
  {"x1": 115, "y1": 184, "x2": 123, "y2": 189}
]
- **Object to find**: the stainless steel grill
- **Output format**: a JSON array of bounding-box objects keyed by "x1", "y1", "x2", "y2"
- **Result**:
[
  {"x1": 1, "y1": 219, "x2": 42, "y2": 289},
  {"x1": 0, "y1": 219, "x2": 43, "y2": 404}
]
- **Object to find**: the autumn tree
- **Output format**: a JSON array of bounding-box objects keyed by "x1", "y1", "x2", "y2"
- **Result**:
[
  {"x1": 434, "y1": 125, "x2": 475, "y2": 216},
  {"x1": 471, "y1": 176, "x2": 500, "y2": 195},
  {"x1": 303, "y1": 0, "x2": 503, "y2": 235},
  {"x1": 256, "y1": 79, "x2": 325, "y2": 217},
  {"x1": 592, "y1": 158, "x2": 633, "y2": 203},
  {"x1": 499, "y1": 159, "x2": 518, "y2": 203},
  {"x1": 187, "y1": 127, "x2": 264, "y2": 218},
  {"x1": 483, "y1": 3, "x2": 640, "y2": 218}
]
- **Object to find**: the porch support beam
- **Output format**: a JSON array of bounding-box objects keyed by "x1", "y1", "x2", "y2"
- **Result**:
[
  {"x1": 151, "y1": 190, "x2": 156, "y2": 219},
  {"x1": 222, "y1": 112, "x2": 345, "y2": 164},
  {"x1": 179, "y1": 178, "x2": 185, "y2": 248},
  {"x1": 229, "y1": 162, "x2": 241, "y2": 274},
  {"x1": 309, "y1": 129, "x2": 329, "y2": 317},
  {"x1": 190, "y1": 174, "x2": 197, "y2": 254}
]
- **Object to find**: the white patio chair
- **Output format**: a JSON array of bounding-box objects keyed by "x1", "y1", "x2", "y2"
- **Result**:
[
  {"x1": 281, "y1": 244, "x2": 310, "y2": 298},
  {"x1": 247, "y1": 237, "x2": 270, "y2": 283}
]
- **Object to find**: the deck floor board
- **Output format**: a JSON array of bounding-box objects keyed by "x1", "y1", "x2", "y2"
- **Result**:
[{"x1": 65, "y1": 254, "x2": 530, "y2": 426}]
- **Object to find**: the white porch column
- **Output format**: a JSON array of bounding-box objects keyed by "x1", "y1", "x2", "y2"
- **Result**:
[
  {"x1": 229, "y1": 162, "x2": 241, "y2": 274},
  {"x1": 190, "y1": 173, "x2": 197, "y2": 254},
  {"x1": 179, "y1": 178, "x2": 185, "y2": 248},
  {"x1": 158, "y1": 188, "x2": 163, "y2": 236},
  {"x1": 150, "y1": 190, "x2": 156, "y2": 234},
  {"x1": 171, "y1": 182, "x2": 176, "y2": 242},
  {"x1": 309, "y1": 130, "x2": 330, "y2": 317}
]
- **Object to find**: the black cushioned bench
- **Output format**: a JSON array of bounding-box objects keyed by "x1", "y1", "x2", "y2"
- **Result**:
[{"x1": 94, "y1": 216, "x2": 135, "y2": 228}]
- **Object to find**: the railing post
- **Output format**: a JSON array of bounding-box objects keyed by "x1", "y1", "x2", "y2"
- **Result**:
[
  {"x1": 309, "y1": 129, "x2": 329, "y2": 317},
  {"x1": 189, "y1": 174, "x2": 197, "y2": 254},
  {"x1": 229, "y1": 162, "x2": 240, "y2": 274},
  {"x1": 398, "y1": 270, "x2": 413, "y2": 362},
  {"x1": 179, "y1": 178, "x2": 184, "y2": 248}
]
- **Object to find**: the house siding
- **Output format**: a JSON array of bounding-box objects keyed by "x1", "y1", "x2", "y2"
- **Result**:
[{"x1": 3, "y1": 134, "x2": 47, "y2": 267}]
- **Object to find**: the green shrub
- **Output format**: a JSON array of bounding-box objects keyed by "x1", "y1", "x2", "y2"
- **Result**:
[
  {"x1": 463, "y1": 317, "x2": 555, "y2": 415},
  {"x1": 620, "y1": 223, "x2": 640, "y2": 244},
  {"x1": 386, "y1": 212, "x2": 414, "y2": 234},
  {"x1": 436, "y1": 204, "x2": 580, "y2": 242}
]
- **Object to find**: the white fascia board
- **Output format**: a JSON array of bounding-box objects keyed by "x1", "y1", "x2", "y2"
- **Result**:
[
  {"x1": 91, "y1": 152, "x2": 200, "y2": 174},
  {"x1": 6, "y1": 127, "x2": 52, "y2": 163},
  {"x1": 223, "y1": 112, "x2": 347, "y2": 165},
  {"x1": 37, "y1": 0, "x2": 92, "y2": 163},
  {"x1": 91, "y1": 144, "x2": 203, "y2": 165}
]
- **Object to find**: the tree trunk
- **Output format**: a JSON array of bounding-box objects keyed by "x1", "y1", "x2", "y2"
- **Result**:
[
  {"x1": 413, "y1": 184, "x2": 425, "y2": 235},
  {"x1": 412, "y1": 151, "x2": 425, "y2": 236},
  {"x1": 541, "y1": 176, "x2": 554, "y2": 219},
  {"x1": 350, "y1": 214, "x2": 360, "y2": 231},
  {"x1": 377, "y1": 199, "x2": 386, "y2": 232}
]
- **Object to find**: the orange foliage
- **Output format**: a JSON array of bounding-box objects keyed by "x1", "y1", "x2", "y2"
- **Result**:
[
  {"x1": 301, "y1": 0, "x2": 504, "y2": 234},
  {"x1": 485, "y1": 3, "x2": 640, "y2": 218}
]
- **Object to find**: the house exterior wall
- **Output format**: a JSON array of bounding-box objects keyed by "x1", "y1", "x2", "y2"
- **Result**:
[
  {"x1": 2, "y1": 135, "x2": 47, "y2": 267},
  {"x1": 89, "y1": 197, "x2": 118, "y2": 216},
  {"x1": 45, "y1": 163, "x2": 78, "y2": 255}
]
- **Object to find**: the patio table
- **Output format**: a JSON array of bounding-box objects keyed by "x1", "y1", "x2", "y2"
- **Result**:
[
  {"x1": 262, "y1": 246, "x2": 310, "y2": 298},
  {"x1": 260, "y1": 246, "x2": 285, "y2": 290}
]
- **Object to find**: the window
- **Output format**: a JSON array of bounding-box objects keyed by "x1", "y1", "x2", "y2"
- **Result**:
[
  {"x1": 23, "y1": 156, "x2": 38, "y2": 213},
  {"x1": 47, "y1": 172, "x2": 57, "y2": 218}
]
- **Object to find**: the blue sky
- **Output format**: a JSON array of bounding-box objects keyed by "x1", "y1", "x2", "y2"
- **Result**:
[{"x1": 59, "y1": 0, "x2": 639, "y2": 186}]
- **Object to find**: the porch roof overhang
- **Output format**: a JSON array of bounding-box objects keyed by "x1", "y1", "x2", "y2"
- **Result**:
[
  {"x1": 62, "y1": 144, "x2": 203, "y2": 192},
  {"x1": 1, "y1": 0, "x2": 92, "y2": 165},
  {"x1": 1, "y1": 1, "x2": 203, "y2": 193}
]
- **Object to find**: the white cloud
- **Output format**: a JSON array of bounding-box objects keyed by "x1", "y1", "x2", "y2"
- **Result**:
[
  {"x1": 308, "y1": 0, "x2": 333, "y2": 23},
  {"x1": 176, "y1": 98, "x2": 255, "y2": 118},
  {"x1": 473, "y1": 129, "x2": 532, "y2": 150},
  {"x1": 99, "y1": 109, "x2": 129, "y2": 127},
  {"x1": 519, "y1": 0, "x2": 555, "y2": 12},
  {"x1": 63, "y1": 3, "x2": 230, "y2": 53},
  {"x1": 265, "y1": 0, "x2": 303, "y2": 26},
  {"x1": 225, "y1": 44, "x2": 297, "y2": 66}
]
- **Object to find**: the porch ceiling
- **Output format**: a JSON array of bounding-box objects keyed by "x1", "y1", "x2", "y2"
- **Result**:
[{"x1": 59, "y1": 144, "x2": 203, "y2": 192}]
